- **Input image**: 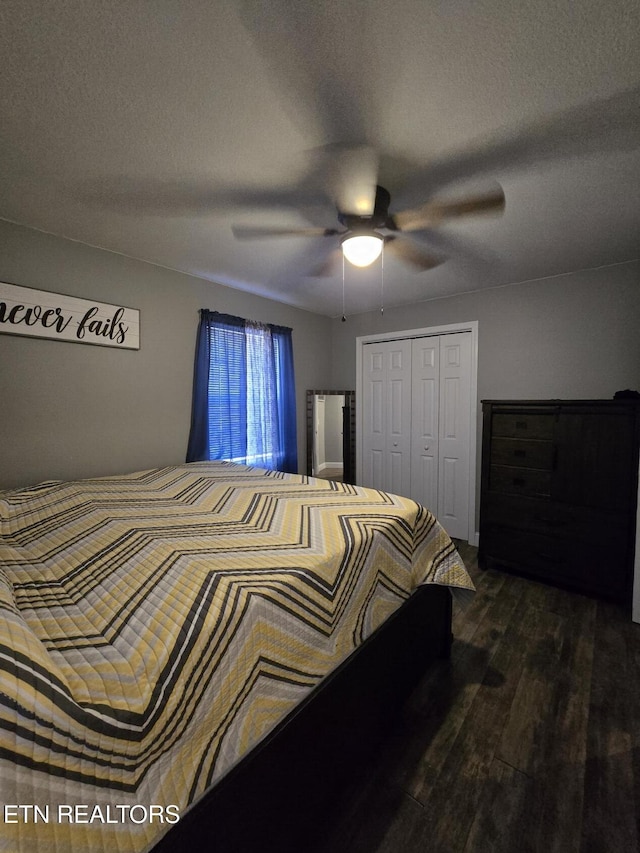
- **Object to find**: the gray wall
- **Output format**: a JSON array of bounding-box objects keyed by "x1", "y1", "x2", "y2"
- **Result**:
[
  {"x1": 0, "y1": 220, "x2": 333, "y2": 489},
  {"x1": 330, "y1": 260, "x2": 640, "y2": 398}
]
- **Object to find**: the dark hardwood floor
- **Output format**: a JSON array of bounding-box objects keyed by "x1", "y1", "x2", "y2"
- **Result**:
[{"x1": 312, "y1": 542, "x2": 640, "y2": 853}]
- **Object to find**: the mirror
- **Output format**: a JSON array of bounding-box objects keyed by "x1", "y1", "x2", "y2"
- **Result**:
[{"x1": 306, "y1": 390, "x2": 355, "y2": 484}]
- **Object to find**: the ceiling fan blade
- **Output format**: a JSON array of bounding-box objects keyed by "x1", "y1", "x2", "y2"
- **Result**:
[
  {"x1": 402, "y1": 86, "x2": 640, "y2": 202},
  {"x1": 79, "y1": 177, "x2": 334, "y2": 218},
  {"x1": 394, "y1": 185, "x2": 505, "y2": 232},
  {"x1": 384, "y1": 238, "x2": 445, "y2": 271},
  {"x1": 307, "y1": 247, "x2": 343, "y2": 277},
  {"x1": 232, "y1": 225, "x2": 338, "y2": 240},
  {"x1": 328, "y1": 144, "x2": 379, "y2": 216},
  {"x1": 237, "y1": 2, "x2": 374, "y2": 145}
]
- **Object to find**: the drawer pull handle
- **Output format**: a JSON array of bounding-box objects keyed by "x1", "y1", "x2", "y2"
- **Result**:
[
  {"x1": 513, "y1": 477, "x2": 526, "y2": 486},
  {"x1": 514, "y1": 449, "x2": 526, "y2": 458},
  {"x1": 533, "y1": 515, "x2": 567, "y2": 528},
  {"x1": 533, "y1": 550, "x2": 566, "y2": 564}
]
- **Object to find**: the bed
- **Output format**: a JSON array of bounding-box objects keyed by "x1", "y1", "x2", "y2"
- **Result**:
[{"x1": 0, "y1": 461, "x2": 474, "y2": 852}]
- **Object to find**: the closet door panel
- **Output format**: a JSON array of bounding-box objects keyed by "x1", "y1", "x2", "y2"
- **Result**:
[
  {"x1": 369, "y1": 449, "x2": 384, "y2": 491},
  {"x1": 361, "y1": 340, "x2": 411, "y2": 496},
  {"x1": 438, "y1": 333, "x2": 471, "y2": 539},
  {"x1": 370, "y1": 379, "x2": 384, "y2": 435},
  {"x1": 411, "y1": 338, "x2": 440, "y2": 512},
  {"x1": 442, "y1": 456, "x2": 459, "y2": 517},
  {"x1": 385, "y1": 341, "x2": 412, "y2": 496}
]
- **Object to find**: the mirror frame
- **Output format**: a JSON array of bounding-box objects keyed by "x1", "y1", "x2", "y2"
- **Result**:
[{"x1": 306, "y1": 390, "x2": 356, "y2": 483}]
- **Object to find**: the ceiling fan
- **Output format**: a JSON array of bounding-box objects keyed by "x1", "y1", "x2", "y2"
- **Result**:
[{"x1": 231, "y1": 149, "x2": 505, "y2": 276}]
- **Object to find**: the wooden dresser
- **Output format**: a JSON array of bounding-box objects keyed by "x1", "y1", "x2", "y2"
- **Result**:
[{"x1": 479, "y1": 400, "x2": 640, "y2": 603}]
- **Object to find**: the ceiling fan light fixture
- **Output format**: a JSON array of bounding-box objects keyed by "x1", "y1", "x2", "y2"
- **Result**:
[{"x1": 341, "y1": 233, "x2": 384, "y2": 267}]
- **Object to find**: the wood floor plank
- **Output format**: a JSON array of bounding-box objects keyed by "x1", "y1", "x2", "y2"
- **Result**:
[
  {"x1": 463, "y1": 758, "x2": 539, "y2": 853},
  {"x1": 534, "y1": 592, "x2": 595, "y2": 853},
  {"x1": 313, "y1": 781, "x2": 424, "y2": 853},
  {"x1": 450, "y1": 567, "x2": 508, "y2": 644},
  {"x1": 621, "y1": 612, "x2": 640, "y2": 847},
  {"x1": 581, "y1": 602, "x2": 639, "y2": 853},
  {"x1": 497, "y1": 589, "x2": 565, "y2": 777}
]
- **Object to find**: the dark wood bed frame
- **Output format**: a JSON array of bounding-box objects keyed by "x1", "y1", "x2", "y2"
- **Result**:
[{"x1": 152, "y1": 583, "x2": 452, "y2": 853}]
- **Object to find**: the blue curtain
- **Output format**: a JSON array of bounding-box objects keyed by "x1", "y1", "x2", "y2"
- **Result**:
[{"x1": 186, "y1": 311, "x2": 298, "y2": 473}]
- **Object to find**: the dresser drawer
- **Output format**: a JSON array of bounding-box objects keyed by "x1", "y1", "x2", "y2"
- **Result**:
[
  {"x1": 490, "y1": 437, "x2": 554, "y2": 470},
  {"x1": 492, "y1": 412, "x2": 555, "y2": 440},
  {"x1": 482, "y1": 526, "x2": 582, "y2": 581},
  {"x1": 489, "y1": 465, "x2": 551, "y2": 497},
  {"x1": 480, "y1": 524, "x2": 629, "y2": 595},
  {"x1": 481, "y1": 494, "x2": 570, "y2": 535},
  {"x1": 481, "y1": 494, "x2": 629, "y2": 541}
]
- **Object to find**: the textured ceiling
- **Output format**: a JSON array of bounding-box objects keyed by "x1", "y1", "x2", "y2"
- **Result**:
[{"x1": 0, "y1": 0, "x2": 638, "y2": 317}]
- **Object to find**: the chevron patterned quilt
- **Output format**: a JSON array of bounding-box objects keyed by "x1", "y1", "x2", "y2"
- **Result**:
[{"x1": 0, "y1": 462, "x2": 473, "y2": 852}]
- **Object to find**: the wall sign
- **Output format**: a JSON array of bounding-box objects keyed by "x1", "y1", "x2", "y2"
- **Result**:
[{"x1": 0, "y1": 282, "x2": 140, "y2": 350}]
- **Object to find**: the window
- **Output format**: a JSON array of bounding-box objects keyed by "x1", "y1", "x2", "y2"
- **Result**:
[{"x1": 186, "y1": 311, "x2": 298, "y2": 472}]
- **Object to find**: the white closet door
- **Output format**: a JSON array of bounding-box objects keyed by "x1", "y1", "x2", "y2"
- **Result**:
[
  {"x1": 361, "y1": 339, "x2": 412, "y2": 496},
  {"x1": 411, "y1": 338, "x2": 440, "y2": 511},
  {"x1": 437, "y1": 332, "x2": 471, "y2": 539},
  {"x1": 361, "y1": 332, "x2": 471, "y2": 538}
]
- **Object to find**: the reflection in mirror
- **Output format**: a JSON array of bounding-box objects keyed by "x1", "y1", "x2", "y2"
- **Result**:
[{"x1": 306, "y1": 390, "x2": 355, "y2": 484}]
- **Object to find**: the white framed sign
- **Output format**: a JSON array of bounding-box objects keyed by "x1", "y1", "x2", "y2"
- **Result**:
[{"x1": 0, "y1": 282, "x2": 140, "y2": 350}]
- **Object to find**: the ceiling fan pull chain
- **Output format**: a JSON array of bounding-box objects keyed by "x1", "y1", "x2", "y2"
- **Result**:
[
  {"x1": 380, "y1": 242, "x2": 385, "y2": 316},
  {"x1": 341, "y1": 253, "x2": 347, "y2": 322}
]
